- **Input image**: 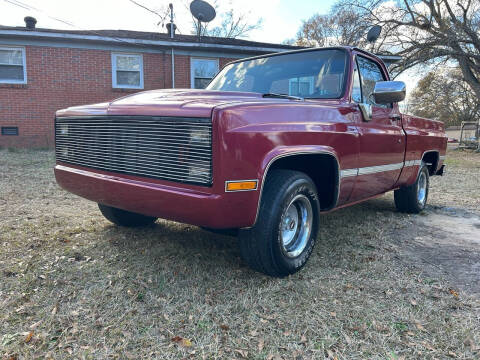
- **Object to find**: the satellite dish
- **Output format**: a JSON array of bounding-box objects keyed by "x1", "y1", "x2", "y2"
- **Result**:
[
  {"x1": 190, "y1": 0, "x2": 216, "y2": 22},
  {"x1": 367, "y1": 25, "x2": 382, "y2": 43}
]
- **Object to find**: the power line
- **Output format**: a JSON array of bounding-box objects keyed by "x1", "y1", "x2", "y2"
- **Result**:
[
  {"x1": 127, "y1": 0, "x2": 171, "y2": 27},
  {"x1": 2, "y1": 0, "x2": 171, "y2": 49}
]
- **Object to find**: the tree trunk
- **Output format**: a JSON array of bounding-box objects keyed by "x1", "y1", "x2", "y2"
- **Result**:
[{"x1": 456, "y1": 58, "x2": 480, "y2": 100}]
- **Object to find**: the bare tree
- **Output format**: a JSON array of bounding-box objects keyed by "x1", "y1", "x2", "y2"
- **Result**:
[
  {"x1": 202, "y1": 9, "x2": 262, "y2": 38},
  {"x1": 188, "y1": 5, "x2": 262, "y2": 39},
  {"x1": 409, "y1": 67, "x2": 480, "y2": 126},
  {"x1": 128, "y1": 0, "x2": 262, "y2": 39},
  {"x1": 296, "y1": 7, "x2": 372, "y2": 48},
  {"x1": 339, "y1": 0, "x2": 480, "y2": 98}
]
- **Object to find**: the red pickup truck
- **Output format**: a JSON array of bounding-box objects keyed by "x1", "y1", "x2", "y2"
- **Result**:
[{"x1": 55, "y1": 47, "x2": 447, "y2": 277}]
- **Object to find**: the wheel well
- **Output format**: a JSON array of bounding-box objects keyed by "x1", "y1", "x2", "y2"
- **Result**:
[
  {"x1": 422, "y1": 151, "x2": 439, "y2": 175},
  {"x1": 267, "y1": 154, "x2": 339, "y2": 210}
]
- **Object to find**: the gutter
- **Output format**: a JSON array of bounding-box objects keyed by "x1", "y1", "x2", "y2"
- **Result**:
[{"x1": 0, "y1": 29, "x2": 291, "y2": 54}]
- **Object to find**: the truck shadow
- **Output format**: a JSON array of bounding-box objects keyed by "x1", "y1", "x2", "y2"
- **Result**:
[{"x1": 103, "y1": 195, "x2": 400, "y2": 278}]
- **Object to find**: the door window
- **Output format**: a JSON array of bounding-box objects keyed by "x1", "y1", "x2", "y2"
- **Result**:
[
  {"x1": 356, "y1": 56, "x2": 389, "y2": 108},
  {"x1": 351, "y1": 60, "x2": 362, "y2": 103}
]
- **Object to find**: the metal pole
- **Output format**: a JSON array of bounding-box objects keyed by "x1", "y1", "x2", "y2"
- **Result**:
[
  {"x1": 171, "y1": 48, "x2": 175, "y2": 88},
  {"x1": 169, "y1": 3, "x2": 175, "y2": 88}
]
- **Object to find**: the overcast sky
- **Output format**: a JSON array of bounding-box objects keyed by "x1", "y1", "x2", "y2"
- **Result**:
[{"x1": 0, "y1": 0, "x2": 336, "y2": 43}]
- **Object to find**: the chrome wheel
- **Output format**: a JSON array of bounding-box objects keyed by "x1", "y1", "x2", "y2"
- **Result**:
[
  {"x1": 280, "y1": 194, "x2": 313, "y2": 258},
  {"x1": 417, "y1": 170, "x2": 427, "y2": 206}
]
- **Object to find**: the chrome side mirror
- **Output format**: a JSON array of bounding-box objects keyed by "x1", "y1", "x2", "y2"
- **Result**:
[{"x1": 373, "y1": 81, "x2": 406, "y2": 104}]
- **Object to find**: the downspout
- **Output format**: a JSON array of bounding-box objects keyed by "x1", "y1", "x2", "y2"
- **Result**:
[
  {"x1": 169, "y1": 3, "x2": 175, "y2": 89},
  {"x1": 171, "y1": 48, "x2": 175, "y2": 89}
]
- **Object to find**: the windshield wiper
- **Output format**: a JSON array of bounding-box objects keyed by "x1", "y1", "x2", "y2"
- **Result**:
[{"x1": 262, "y1": 93, "x2": 304, "y2": 101}]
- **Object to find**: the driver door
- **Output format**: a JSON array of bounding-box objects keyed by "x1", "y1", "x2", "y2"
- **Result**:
[{"x1": 349, "y1": 54, "x2": 405, "y2": 201}]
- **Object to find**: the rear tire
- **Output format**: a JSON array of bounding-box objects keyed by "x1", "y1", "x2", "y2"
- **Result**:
[
  {"x1": 98, "y1": 204, "x2": 157, "y2": 227},
  {"x1": 238, "y1": 170, "x2": 320, "y2": 277},
  {"x1": 394, "y1": 163, "x2": 429, "y2": 213}
]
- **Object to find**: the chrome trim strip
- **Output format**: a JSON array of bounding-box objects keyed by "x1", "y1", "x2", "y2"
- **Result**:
[
  {"x1": 358, "y1": 162, "x2": 404, "y2": 175},
  {"x1": 340, "y1": 168, "x2": 359, "y2": 178},
  {"x1": 340, "y1": 156, "x2": 437, "y2": 180},
  {"x1": 225, "y1": 180, "x2": 258, "y2": 192}
]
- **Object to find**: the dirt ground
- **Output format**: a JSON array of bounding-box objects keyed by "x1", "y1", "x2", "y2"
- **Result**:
[
  {"x1": 1, "y1": 148, "x2": 479, "y2": 359},
  {"x1": 396, "y1": 207, "x2": 480, "y2": 297}
]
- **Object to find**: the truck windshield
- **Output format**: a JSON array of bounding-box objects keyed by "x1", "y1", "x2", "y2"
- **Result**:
[{"x1": 207, "y1": 49, "x2": 348, "y2": 99}]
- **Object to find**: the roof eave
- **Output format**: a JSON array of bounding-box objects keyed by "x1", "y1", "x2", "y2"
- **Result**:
[{"x1": 0, "y1": 29, "x2": 296, "y2": 54}]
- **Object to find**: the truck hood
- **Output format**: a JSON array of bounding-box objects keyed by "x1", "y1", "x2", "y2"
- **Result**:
[{"x1": 56, "y1": 89, "x2": 282, "y2": 118}]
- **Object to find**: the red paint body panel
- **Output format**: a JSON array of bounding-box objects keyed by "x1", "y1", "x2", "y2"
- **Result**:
[{"x1": 54, "y1": 47, "x2": 447, "y2": 229}]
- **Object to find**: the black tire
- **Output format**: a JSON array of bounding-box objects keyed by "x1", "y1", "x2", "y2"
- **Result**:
[
  {"x1": 238, "y1": 170, "x2": 320, "y2": 277},
  {"x1": 394, "y1": 163, "x2": 430, "y2": 214},
  {"x1": 98, "y1": 204, "x2": 157, "y2": 227}
]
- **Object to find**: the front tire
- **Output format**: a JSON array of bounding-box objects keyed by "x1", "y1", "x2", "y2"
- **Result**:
[
  {"x1": 239, "y1": 170, "x2": 320, "y2": 277},
  {"x1": 394, "y1": 163, "x2": 430, "y2": 213},
  {"x1": 98, "y1": 204, "x2": 157, "y2": 227}
]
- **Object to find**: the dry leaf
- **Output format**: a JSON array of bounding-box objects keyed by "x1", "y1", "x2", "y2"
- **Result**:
[
  {"x1": 448, "y1": 351, "x2": 457, "y2": 358},
  {"x1": 326, "y1": 349, "x2": 336, "y2": 359},
  {"x1": 220, "y1": 324, "x2": 229, "y2": 331},
  {"x1": 235, "y1": 349, "x2": 248, "y2": 358},
  {"x1": 299, "y1": 334, "x2": 307, "y2": 344},
  {"x1": 415, "y1": 321, "x2": 426, "y2": 332},
  {"x1": 7, "y1": 355, "x2": 18, "y2": 360},
  {"x1": 181, "y1": 338, "x2": 192, "y2": 347},
  {"x1": 422, "y1": 341, "x2": 436, "y2": 351},
  {"x1": 283, "y1": 330, "x2": 291, "y2": 336},
  {"x1": 51, "y1": 304, "x2": 58, "y2": 316},
  {"x1": 330, "y1": 312, "x2": 337, "y2": 318},
  {"x1": 258, "y1": 338, "x2": 264, "y2": 352},
  {"x1": 410, "y1": 299, "x2": 417, "y2": 306},
  {"x1": 24, "y1": 331, "x2": 34, "y2": 344},
  {"x1": 464, "y1": 336, "x2": 478, "y2": 351},
  {"x1": 171, "y1": 336, "x2": 192, "y2": 348},
  {"x1": 344, "y1": 334, "x2": 352, "y2": 344},
  {"x1": 449, "y1": 289, "x2": 459, "y2": 298},
  {"x1": 29, "y1": 320, "x2": 42, "y2": 329}
]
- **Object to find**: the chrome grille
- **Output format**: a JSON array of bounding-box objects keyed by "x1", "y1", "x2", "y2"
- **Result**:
[{"x1": 55, "y1": 116, "x2": 212, "y2": 186}]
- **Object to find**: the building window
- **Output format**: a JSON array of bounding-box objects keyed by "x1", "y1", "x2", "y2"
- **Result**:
[
  {"x1": 191, "y1": 58, "x2": 219, "y2": 89},
  {"x1": 0, "y1": 46, "x2": 27, "y2": 84},
  {"x1": 112, "y1": 53, "x2": 144, "y2": 89}
]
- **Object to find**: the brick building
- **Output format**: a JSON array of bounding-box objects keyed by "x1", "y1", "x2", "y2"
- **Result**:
[{"x1": 0, "y1": 21, "x2": 297, "y2": 148}]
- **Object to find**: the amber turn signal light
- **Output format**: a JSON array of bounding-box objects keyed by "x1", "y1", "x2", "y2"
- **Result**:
[{"x1": 225, "y1": 180, "x2": 258, "y2": 192}]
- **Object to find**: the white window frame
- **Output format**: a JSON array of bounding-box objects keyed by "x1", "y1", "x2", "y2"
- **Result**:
[
  {"x1": 190, "y1": 57, "x2": 219, "y2": 89},
  {"x1": 111, "y1": 52, "x2": 144, "y2": 89},
  {"x1": 0, "y1": 46, "x2": 27, "y2": 84}
]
